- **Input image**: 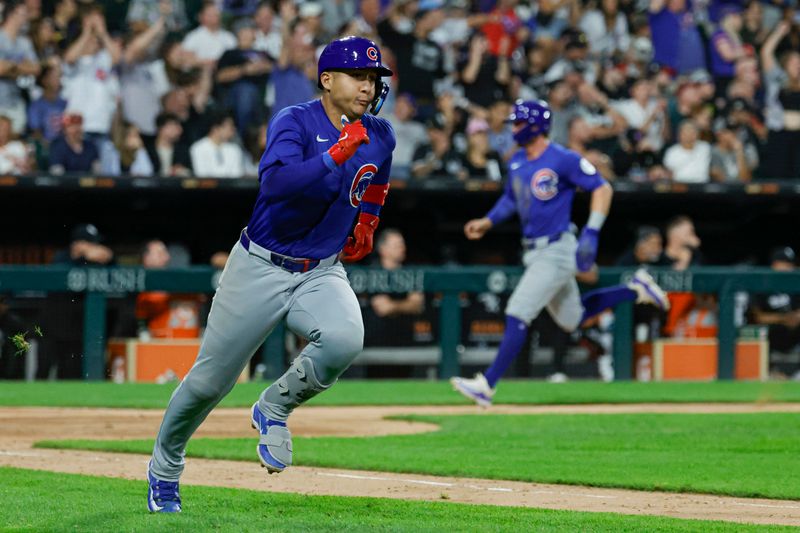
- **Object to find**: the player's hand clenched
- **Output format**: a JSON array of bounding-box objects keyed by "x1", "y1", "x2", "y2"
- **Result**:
[
  {"x1": 464, "y1": 217, "x2": 493, "y2": 240},
  {"x1": 342, "y1": 212, "x2": 379, "y2": 262},
  {"x1": 327, "y1": 120, "x2": 370, "y2": 166}
]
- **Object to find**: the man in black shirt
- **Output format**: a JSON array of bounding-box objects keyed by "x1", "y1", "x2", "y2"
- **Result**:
[
  {"x1": 659, "y1": 215, "x2": 703, "y2": 270},
  {"x1": 750, "y1": 247, "x2": 800, "y2": 355},
  {"x1": 377, "y1": 1, "x2": 446, "y2": 121}
]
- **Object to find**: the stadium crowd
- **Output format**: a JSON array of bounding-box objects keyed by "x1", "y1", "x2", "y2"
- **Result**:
[{"x1": 0, "y1": 0, "x2": 799, "y2": 181}]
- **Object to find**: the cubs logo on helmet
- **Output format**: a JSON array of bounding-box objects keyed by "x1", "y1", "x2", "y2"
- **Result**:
[
  {"x1": 366, "y1": 46, "x2": 379, "y2": 61},
  {"x1": 531, "y1": 169, "x2": 559, "y2": 201},
  {"x1": 350, "y1": 163, "x2": 378, "y2": 207}
]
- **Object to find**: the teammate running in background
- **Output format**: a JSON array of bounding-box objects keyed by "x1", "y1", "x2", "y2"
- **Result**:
[
  {"x1": 146, "y1": 36, "x2": 395, "y2": 512},
  {"x1": 450, "y1": 100, "x2": 668, "y2": 407}
]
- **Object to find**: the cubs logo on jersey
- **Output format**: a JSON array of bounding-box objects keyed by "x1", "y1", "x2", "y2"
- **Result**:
[
  {"x1": 531, "y1": 168, "x2": 559, "y2": 201},
  {"x1": 350, "y1": 163, "x2": 377, "y2": 207}
]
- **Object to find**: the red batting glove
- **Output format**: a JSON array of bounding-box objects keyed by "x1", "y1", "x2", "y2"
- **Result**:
[
  {"x1": 342, "y1": 212, "x2": 379, "y2": 262},
  {"x1": 327, "y1": 120, "x2": 370, "y2": 166}
]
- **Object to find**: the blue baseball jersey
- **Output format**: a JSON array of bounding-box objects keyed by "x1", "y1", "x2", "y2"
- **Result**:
[
  {"x1": 248, "y1": 100, "x2": 395, "y2": 259},
  {"x1": 486, "y1": 142, "x2": 606, "y2": 239}
]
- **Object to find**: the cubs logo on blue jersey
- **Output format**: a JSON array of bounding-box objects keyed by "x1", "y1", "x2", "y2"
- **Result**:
[
  {"x1": 350, "y1": 163, "x2": 377, "y2": 207},
  {"x1": 531, "y1": 169, "x2": 559, "y2": 201}
]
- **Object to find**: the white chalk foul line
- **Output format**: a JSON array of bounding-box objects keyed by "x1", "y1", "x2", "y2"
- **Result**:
[
  {"x1": 317, "y1": 472, "x2": 512, "y2": 492},
  {"x1": 0, "y1": 450, "x2": 43, "y2": 457},
  {"x1": 733, "y1": 503, "x2": 800, "y2": 510}
]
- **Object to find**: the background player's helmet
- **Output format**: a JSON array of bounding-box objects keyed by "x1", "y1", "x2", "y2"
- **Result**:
[
  {"x1": 318, "y1": 36, "x2": 393, "y2": 115},
  {"x1": 508, "y1": 99, "x2": 551, "y2": 146}
]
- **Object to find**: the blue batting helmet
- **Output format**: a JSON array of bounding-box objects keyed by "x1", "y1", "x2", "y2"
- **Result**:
[
  {"x1": 318, "y1": 36, "x2": 393, "y2": 115},
  {"x1": 507, "y1": 99, "x2": 551, "y2": 146}
]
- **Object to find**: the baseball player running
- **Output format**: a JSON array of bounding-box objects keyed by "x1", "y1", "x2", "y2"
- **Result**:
[
  {"x1": 146, "y1": 36, "x2": 395, "y2": 513},
  {"x1": 450, "y1": 100, "x2": 668, "y2": 407}
]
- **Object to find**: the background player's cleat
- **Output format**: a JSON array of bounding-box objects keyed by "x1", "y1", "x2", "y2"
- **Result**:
[
  {"x1": 147, "y1": 468, "x2": 181, "y2": 513},
  {"x1": 450, "y1": 373, "x2": 495, "y2": 407},
  {"x1": 629, "y1": 268, "x2": 671, "y2": 311},
  {"x1": 251, "y1": 402, "x2": 292, "y2": 474}
]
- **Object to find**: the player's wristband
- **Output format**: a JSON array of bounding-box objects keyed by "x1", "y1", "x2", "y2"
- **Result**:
[
  {"x1": 586, "y1": 211, "x2": 606, "y2": 231},
  {"x1": 322, "y1": 152, "x2": 337, "y2": 171}
]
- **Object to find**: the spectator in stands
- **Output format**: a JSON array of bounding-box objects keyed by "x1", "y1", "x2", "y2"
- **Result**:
[
  {"x1": 27, "y1": 64, "x2": 67, "y2": 146},
  {"x1": 660, "y1": 215, "x2": 703, "y2": 270},
  {"x1": 270, "y1": 17, "x2": 316, "y2": 119},
  {"x1": 351, "y1": 0, "x2": 383, "y2": 39},
  {"x1": 527, "y1": 0, "x2": 570, "y2": 41},
  {"x1": 0, "y1": 115, "x2": 32, "y2": 175},
  {"x1": 710, "y1": 119, "x2": 756, "y2": 182},
  {"x1": 103, "y1": 121, "x2": 154, "y2": 176},
  {"x1": 667, "y1": 80, "x2": 702, "y2": 139},
  {"x1": 648, "y1": 0, "x2": 706, "y2": 75},
  {"x1": 519, "y1": 41, "x2": 554, "y2": 100},
  {"x1": 486, "y1": 99, "x2": 514, "y2": 160},
  {"x1": 579, "y1": 0, "x2": 630, "y2": 60},
  {"x1": 243, "y1": 122, "x2": 267, "y2": 176},
  {"x1": 411, "y1": 114, "x2": 467, "y2": 180},
  {"x1": 136, "y1": 239, "x2": 204, "y2": 339},
  {"x1": 709, "y1": 6, "x2": 746, "y2": 95},
  {"x1": 458, "y1": 32, "x2": 511, "y2": 109},
  {"x1": 30, "y1": 16, "x2": 59, "y2": 60},
  {"x1": 664, "y1": 120, "x2": 711, "y2": 183},
  {"x1": 463, "y1": 117, "x2": 503, "y2": 181},
  {"x1": 612, "y1": 78, "x2": 667, "y2": 153},
  {"x1": 145, "y1": 112, "x2": 192, "y2": 176},
  {"x1": 161, "y1": 81, "x2": 210, "y2": 148},
  {"x1": 48, "y1": 112, "x2": 100, "y2": 175},
  {"x1": 181, "y1": 1, "x2": 236, "y2": 63},
  {"x1": 749, "y1": 247, "x2": 800, "y2": 363},
  {"x1": 298, "y1": 2, "x2": 326, "y2": 46},
  {"x1": 127, "y1": 0, "x2": 188, "y2": 33},
  {"x1": 253, "y1": 1, "x2": 282, "y2": 59},
  {"x1": 378, "y1": 0, "x2": 446, "y2": 120},
  {"x1": 216, "y1": 19, "x2": 272, "y2": 139},
  {"x1": 51, "y1": 0, "x2": 79, "y2": 52},
  {"x1": 545, "y1": 30, "x2": 598, "y2": 87},
  {"x1": 0, "y1": 0, "x2": 41, "y2": 134},
  {"x1": 119, "y1": 3, "x2": 172, "y2": 140},
  {"x1": 190, "y1": 112, "x2": 244, "y2": 178},
  {"x1": 761, "y1": 21, "x2": 800, "y2": 179},
  {"x1": 740, "y1": 0, "x2": 768, "y2": 50},
  {"x1": 616, "y1": 225, "x2": 664, "y2": 266},
  {"x1": 62, "y1": 6, "x2": 121, "y2": 145},
  {"x1": 386, "y1": 93, "x2": 427, "y2": 180}
]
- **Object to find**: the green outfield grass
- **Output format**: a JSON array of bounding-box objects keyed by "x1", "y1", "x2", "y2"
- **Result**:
[
  {"x1": 38, "y1": 412, "x2": 800, "y2": 500},
  {"x1": 0, "y1": 468, "x2": 791, "y2": 533},
  {"x1": 3, "y1": 380, "x2": 800, "y2": 408}
]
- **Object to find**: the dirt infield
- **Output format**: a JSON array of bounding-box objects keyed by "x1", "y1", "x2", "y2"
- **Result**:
[{"x1": 2, "y1": 404, "x2": 800, "y2": 527}]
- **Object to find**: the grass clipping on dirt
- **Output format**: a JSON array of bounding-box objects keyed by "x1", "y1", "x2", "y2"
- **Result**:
[
  {"x1": 38, "y1": 412, "x2": 800, "y2": 500},
  {"x1": 0, "y1": 467, "x2": 794, "y2": 533}
]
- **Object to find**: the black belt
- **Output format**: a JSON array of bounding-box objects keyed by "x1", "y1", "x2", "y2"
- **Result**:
[{"x1": 240, "y1": 230, "x2": 321, "y2": 273}]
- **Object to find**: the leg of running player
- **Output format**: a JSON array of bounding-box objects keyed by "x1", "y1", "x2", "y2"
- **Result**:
[
  {"x1": 257, "y1": 264, "x2": 363, "y2": 421},
  {"x1": 149, "y1": 242, "x2": 291, "y2": 483}
]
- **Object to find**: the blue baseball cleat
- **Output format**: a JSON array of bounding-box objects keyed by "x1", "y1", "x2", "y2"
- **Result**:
[
  {"x1": 147, "y1": 468, "x2": 181, "y2": 513},
  {"x1": 251, "y1": 402, "x2": 292, "y2": 474},
  {"x1": 450, "y1": 372, "x2": 495, "y2": 408}
]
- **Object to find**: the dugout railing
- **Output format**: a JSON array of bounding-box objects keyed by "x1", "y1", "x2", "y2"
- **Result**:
[{"x1": 1, "y1": 266, "x2": 798, "y2": 381}]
